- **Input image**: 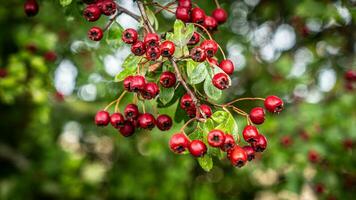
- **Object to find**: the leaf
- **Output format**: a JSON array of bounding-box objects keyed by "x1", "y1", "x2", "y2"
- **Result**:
[
  {"x1": 159, "y1": 86, "x2": 175, "y2": 105},
  {"x1": 211, "y1": 111, "x2": 228, "y2": 124},
  {"x1": 122, "y1": 54, "x2": 141, "y2": 69},
  {"x1": 189, "y1": 62, "x2": 208, "y2": 84},
  {"x1": 172, "y1": 20, "x2": 195, "y2": 47},
  {"x1": 186, "y1": 59, "x2": 198, "y2": 79},
  {"x1": 204, "y1": 76, "x2": 222, "y2": 100},
  {"x1": 200, "y1": 119, "x2": 214, "y2": 133},
  {"x1": 184, "y1": 23, "x2": 195, "y2": 44},
  {"x1": 59, "y1": 0, "x2": 72, "y2": 6},
  {"x1": 106, "y1": 22, "x2": 124, "y2": 48},
  {"x1": 198, "y1": 155, "x2": 213, "y2": 172},
  {"x1": 114, "y1": 67, "x2": 136, "y2": 82},
  {"x1": 214, "y1": 111, "x2": 239, "y2": 140},
  {"x1": 146, "y1": 8, "x2": 159, "y2": 30}
]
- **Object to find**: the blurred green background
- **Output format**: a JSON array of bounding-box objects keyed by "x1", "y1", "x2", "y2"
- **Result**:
[{"x1": 0, "y1": 0, "x2": 355, "y2": 199}]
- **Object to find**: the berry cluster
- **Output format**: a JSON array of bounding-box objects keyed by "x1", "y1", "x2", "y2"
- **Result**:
[{"x1": 344, "y1": 70, "x2": 356, "y2": 91}]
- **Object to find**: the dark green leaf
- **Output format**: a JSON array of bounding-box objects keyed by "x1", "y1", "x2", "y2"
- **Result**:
[
  {"x1": 189, "y1": 62, "x2": 208, "y2": 84},
  {"x1": 159, "y1": 85, "x2": 175, "y2": 105},
  {"x1": 106, "y1": 22, "x2": 124, "y2": 48}
]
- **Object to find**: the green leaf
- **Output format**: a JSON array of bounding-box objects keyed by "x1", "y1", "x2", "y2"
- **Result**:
[
  {"x1": 189, "y1": 62, "x2": 208, "y2": 84},
  {"x1": 106, "y1": 22, "x2": 124, "y2": 48},
  {"x1": 186, "y1": 59, "x2": 198, "y2": 78},
  {"x1": 200, "y1": 119, "x2": 214, "y2": 133},
  {"x1": 59, "y1": 0, "x2": 72, "y2": 6},
  {"x1": 114, "y1": 67, "x2": 136, "y2": 82},
  {"x1": 146, "y1": 8, "x2": 159, "y2": 30},
  {"x1": 211, "y1": 111, "x2": 228, "y2": 124},
  {"x1": 172, "y1": 20, "x2": 195, "y2": 47},
  {"x1": 198, "y1": 155, "x2": 213, "y2": 172},
  {"x1": 204, "y1": 76, "x2": 222, "y2": 100},
  {"x1": 214, "y1": 111, "x2": 238, "y2": 140},
  {"x1": 122, "y1": 54, "x2": 141, "y2": 69},
  {"x1": 159, "y1": 86, "x2": 175, "y2": 105}
]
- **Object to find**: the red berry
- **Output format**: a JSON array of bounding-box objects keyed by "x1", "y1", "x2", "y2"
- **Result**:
[
  {"x1": 146, "y1": 46, "x2": 161, "y2": 61},
  {"x1": 203, "y1": 16, "x2": 218, "y2": 31},
  {"x1": 119, "y1": 121, "x2": 135, "y2": 137},
  {"x1": 242, "y1": 125, "x2": 259, "y2": 143},
  {"x1": 95, "y1": 110, "x2": 110, "y2": 126},
  {"x1": 160, "y1": 41, "x2": 175, "y2": 57},
  {"x1": 251, "y1": 134, "x2": 267, "y2": 152},
  {"x1": 185, "y1": 107, "x2": 197, "y2": 118},
  {"x1": 169, "y1": 133, "x2": 190, "y2": 153},
  {"x1": 100, "y1": 0, "x2": 116, "y2": 16},
  {"x1": 188, "y1": 32, "x2": 200, "y2": 45},
  {"x1": 178, "y1": 0, "x2": 191, "y2": 9},
  {"x1": 242, "y1": 146, "x2": 255, "y2": 161},
  {"x1": 264, "y1": 95, "x2": 284, "y2": 113},
  {"x1": 280, "y1": 135, "x2": 293, "y2": 147},
  {"x1": 122, "y1": 28, "x2": 138, "y2": 44},
  {"x1": 207, "y1": 130, "x2": 225, "y2": 147},
  {"x1": 190, "y1": 47, "x2": 206, "y2": 62},
  {"x1": 141, "y1": 82, "x2": 159, "y2": 100},
  {"x1": 344, "y1": 70, "x2": 356, "y2": 81},
  {"x1": 156, "y1": 115, "x2": 173, "y2": 131},
  {"x1": 0, "y1": 69, "x2": 8, "y2": 78},
  {"x1": 249, "y1": 107, "x2": 265, "y2": 125},
  {"x1": 175, "y1": 6, "x2": 190, "y2": 23},
  {"x1": 131, "y1": 75, "x2": 146, "y2": 92},
  {"x1": 83, "y1": 4, "x2": 101, "y2": 22},
  {"x1": 200, "y1": 40, "x2": 218, "y2": 58},
  {"x1": 138, "y1": 113, "x2": 156, "y2": 130},
  {"x1": 308, "y1": 150, "x2": 320, "y2": 163},
  {"x1": 124, "y1": 104, "x2": 140, "y2": 119},
  {"x1": 88, "y1": 27, "x2": 103, "y2": 41},
  {"x1": 123, "y1": 75, "x2": 134, "y2": 92},
  {"x1": 44, "y1": 51, "x2": 57, "y2": 62},
  {"x1": 212, "y1": 73, "x2": 230, "y2": 90},
  {"x1": 180, "y1": 93, "x2": 194, "y2": 110},
  {"x1": 219, "y1": 59, "x2": 234, "y2": 75},
  {"x1": 160, "y1": 71, "x2": 176, "y2": 88},
  {"x1": 24, "y1": 0, "x2": 39, "y2": 17},
  {"x1": 199, "y1": 104, "x2": 212, "y2": 118},
  {"x1": 314, "y1": 183, "x2": 325, "y2": 194},
  {"x1": 191, "y1": 8, "x2": 206, "y2": 23},
  {"x1": 144, "y1": 33, "x2": 160, "y2": 48},
  {"x1": 229, "y1": 146, "x2": 248, "y2": 168},
  {"x1": 131, "y1": 41, "x2": 146, "y2": 56},
  {"x1": 221, "y1": 134, "x2": 236, "y2": 152},
  {"x1": 110, "y1": 113, "x2": 125, "y2": 128},
  {"x1": 208, "y1": 57, "x2": 219, "y2": 66},
  {"x1": 188, "y1": 140, "x2": 207, "y2": 157},
  {"x1": 212, "y1": 8, "x2": 227, "y2": 24}
]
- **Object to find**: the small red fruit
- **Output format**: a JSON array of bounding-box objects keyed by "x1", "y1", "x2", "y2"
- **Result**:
[
  {"x1": 95, "y1": 110, "x2": 110, "y2": 126},
  {"x1": 242, "y1": 146, "x2": 255, "y2": 161},
  {"x1": 88, "y1": 27, "x2": 103, "y2": 41},
  {"x1": 191, "y1": 8, "x2": 206, "y2": 23},
  {"x1": 219, "y1": 59, "x2": 234, "y2": 75},
  {"x1": 229, "y1": 146, "x2": 248, "y2": 168},
  {"x1": 160, "y1": 71, "x2": 176, "y2": 88},
  {"x1": 308, "y1": 150, "x2": 320, "y2": 163},
  {"x1": 251, "y1": 134, "x2": 267, "y2": 152},
  {"x1": 119, "y1": 121, "x2": 135, "y2": 137},
  {"x1": 123, "y1": 76, "x2": 134, "y2": 92},
  {"x1": 207, "y1": 130, "x2": 226, "y2": 147},
  {"x1": 249, "y1": 107, "x2": 265, "y2": 125},
  {"x1": 190, "y1": 47, "x2": 206, "y2": 62},
  {"x1": 100, "y1": 0, "x2": 116, "y2": 16},
  {"x1": 199, "y1": 104, "x2": 212, "y2": 118},
  {"x1": 178, "y1": 0, "x2": 191, "y2": 9},
  {"x1": 188, "y1": 32, "x2": 200, "y2": 45},
  {"x1": 138, "y1": 113, "x2": 156, "y2": 130},
  {"x1": 208, "y1": 57, "x2": 219, "y2": 66},
  {"x1": 131, "y1": 41, "x2": 146, "y2": 56},
  {"x1": 146, "y1": 46, "x2": 161, "y2": 61},
  {"x1": 180, "y1": 93, "x2": 194, "y2": 110},
  {"x1": 280, "y1": 135, "x2": 293, "y2": 147},
  {"x1": 212, "y1": 73, "x2": 230, "y2": 90},
  {"x1": 169, "y1": 133, "x2": 190, "y2": 153},
  {"x1": 264, "y1": 95, "x2": 284, "y2": 113},
  {"x1": 24, "y1": 0, "x2": 39, "y2": 17},
  {"x1": 242, "y1": 125, "x2": 259, "y2": 143},
  {"x1": 124, "y1": 104, "x2": 140, "y2": 119},
  {"x1": 144, "y1": 33, "x2": 160, "y2": 47},
  {"x1": 212, "y1": 8, "x2": 228, "y2": 24},
  {"x1": 122, "y1": 28, "x2": 138, "y2": 44},
  {"x1": 185, "y1": 107, "x2": 197, "y2": 118},
  {"x1": 131, "y1": 75, "x2": 146, "y2": 92},
  {"x1": 175, "y1": 6, "x2": 190, "y2": 23},
  {"x1": 156, "y1": 115, "x2": 173, "y2": 131},
  {"x1": 83, "y1": 4, "x2": 101, "y2": 22},
  {"x1": 201, "y1": 40, "x2": 218, "y2": 58},
  {"x1": 221, "y1": 134, "x2": 236, "y2": 152},
  {"x1": 110, "y1": 113, "x2": 125, "y2": 128},
  {"x1": 188, "y1": 140, "x2": 207, "y2": 157},
  {"x1": 203, "y1": 16, "x2": 218, "y2": 31},
  {"x1": 141, "y1": 82, "x2": 160, "y2": 100},
  {"x1": 344, "y1": 70, "x2": 356, "y2": 81},
  {"x1": 160, "y1": 41, "x2": 175, "y2": 57},
  {"x1": 44, "y1": 51, "x2": 57, "y2": 62}
]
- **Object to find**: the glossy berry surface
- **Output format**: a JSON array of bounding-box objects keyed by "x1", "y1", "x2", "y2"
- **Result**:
[
  {"x1": 122, "y1": 28, "x2": 138, "y2": 44},
  {"x1": 160, "y1": 71, "x2": 176, "y2": 88},
  {"x1": 110, "y1": 113, "x2": 125, "y2": 128},
  {"x1": 24, "y1": 0, "x2": 39, "y2": 17},
  {"x1": 208, "y1": 57, "x2": 219, "y2": 66},
  {"x1": 188, "y1": 32, "x2": 200, "y2": 45},
  {"x1": 138, "y1": 113, "x2": 156, "y2": 130},
  {"x1": 83, "y1": 5, "x2": 101, "y2": 22},
  {"x1": 242, "y1": 146, "x2": 255, "y2": 161},
  {"x1": 212, "y1": 8, "x2": 228, "y2": 24},
  {"x1": 249, "y1": 107, "x2": 265, "y2": 125},
  {"x1": 123, "y1": 76, "x2": 134, "y2": 92},
  {"x1": 156, "y1": 115, "x2": 172, "y2": 131},
  {"x1": 119, "y1": 121, "x2": 135, "y2": 137},
  {"x1": 264, "y1": 95, "x2": 284, "y2": 113},
  {"x1": 178, "y1": 0, "x2": 191, "y2": 9},
  {"x1": 219, "y1": 59, "x2": 234, "y2": 75},
  {"x1": 169, "y1": 133, "x2": 190, "y2": 154},
  {"x1": 203, "y1": 16, "x2": 218, "y2": 31},
  {"x1": 185, "y1": 107, "x2": 197, "y2": 118},
  {"x1": 229, "y1": 146, "x2": 248, "y2": 168},
  {"x1": 221, "y1": 134, "x2": 236, "y2": 152},
  {"x1": 144, "y1": 33, "x2": 160, "y2": 47},
  {"x1": 212, "y1": 73, "x2": 230, "y2": 90},
  {"x1": 201, "y1": 40, "x2": 218, "y2": 58},
  {"x1": 95, "y1": 110, "x2": 110, "y2": 126},
  {"x1": 146, "y1": 47, "x2": 161, "y2": 61},
  {"x1": 207, "y1": 130, "x2": 225, "y2": 147},
  {"x1": 130, "y1": 75, "x2": 146, "y2": 92},
  {"x1": 191, "y1": 8, "x2": 206, "y2": 23},
  {"x1": 344, "y1": 70, "x2": 356, "y2": 81},
  {"x1": 190, "y1": 47, "x2": 206, "y2": 62},
  {"x1": 131, "y1": 41, "x2": 146, "y2": 56},
  {"x1": 88, "y1": 27, "x2": 103, "y2": 41},
  {"x1": 160, "y1": 41, "x2": 175, "y2": 57},
  {"x1": 251, "y1": 134, "x2": 267, "y2": 152},
  {"x1": 175, "y1": 7, "x2": 190, "y2": 23},
  {"x1": 180, "y1": 93, "x2": 194, "y2": 110},
  {"x1": 199, "y1": 104, "x2": 212, "y2": 118},
  {"x1": 141, "y1": 82, "x2": 159, "y2": 100},
  {"x1": 124, "y1": 104, "x2": 140, "y2": 119},
  {"x1": 242, "y1": 125, "x2": 259, "y2": 143},
  {"x1": 100, "y1": 0, "x2": 116, "y2": 16},
  {"x1": 188, "y1": 140, "x2": 207, "y2": 157}
]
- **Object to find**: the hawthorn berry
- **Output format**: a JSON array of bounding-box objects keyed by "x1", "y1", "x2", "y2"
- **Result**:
[
  {"x1": 207, "y1": 130, "x2": 225, "y2": 147},
  {"x1": 242, "y1": 146, "x2": 255, "y2": 161},
  {"x1": 100, "y1": 0, "x2": 116, "y2": 16},
  {"x1": 264, "y1": 95, "x2": 284, "y2": 113},
  {"x1": 95, "y1": 110, "x2": 110, "y2": 126},
  {"x1": 178, "y1": 0, "x2": 191, "y2": 9},
  {"x1": 242, "y1": 125, "x2": 259, "y2": 143},
  {"x1": 188, "y1": 140, "x2": 207, "y2": 157},
  {"x1": 44, "y1": 51, "x2": 57, "y2": 62},
  {"x1": 119, "y1": 121, "x2": 135, "y2": 137},
  {"x1": 251, "y1": 134, "x2": 267, "y2": 152},
  {"x1": 201, "y1": 40, "x2": 218, "y2": 58},
  {"x1": 88, "y1": 27, "x2": 103, "y2": 41},
  {"x1": 138, "y1": 113, "x2": 156, "y2": 130},
  {"x1": 221, "y1": 134, "x2": 236, "y2": 152},
  {"x1": 160, "y1": 41, "x2": 175, "y2": 57},
  {"x1": 175, "y1": 6, "x2": 190, "y2": 23},
  {"x1": 160, "y1": 71, "x2": 176, "y2": 88},
  {"x1": 314, "y1": 183, "x2": 325, "y2": 194},
  {"x1": 144, "y1": 33, "x2": 160, "y2": 47},
  {"x1": 229, "y1": 146, "x2": 248, "y2": 168},
  {"x1": 141, "y1": 82, "x2": 160, "y2": 100},
  {"x1": 280, "y1": 135, "x2": 293, "y2": 147},
  {"x1": 110, "y1": 113, "x2": 125, "y2": 128},
  {"x1": 190, "y1": 47, "x2": 206, "y2": 62},
  {"x1": 169, "y1": 133, "x2": 190, "y2": 153},
  {"x1": 122, "y1": 28, "x2": 138, "y2": 44},
  {"x1": 185, "y1": 107, "x2": 197, "y2": 118},
  {"x1": 308, "y1": 150, "x2": 320, "y2": 163},
  {"x1": 123, "y1": 75, "x2": 134, "y2": 92},
  {"x1": 191, "y1": 8, "x2": 206, "y2": 23},
  {"x1": 203, "y1": 16, "x2": 218, "y2": 31},
  {"x1": 249, "y1": 107, "x2": 265, "y2": 125},
  {"x1": 130, "y1": 75, "x2": 146, "y2": 92},
  {"x1": 199, "y1": 104, "x2": 212, "y2": 118},
  {"x1": 156, "y1": 115, "x2": 173, "y2": 131},
  {"x1": 24, "y1": 0, "x2": 39, "y2": 17},
  {"x1": 212, "y1": 73, "x2": 230, "y2": 90},
  {"x1": 146, "y1": 47, "x2": 161, "y2": 61},
  {"x1": 188, "y1": 32, "x2": 200, "y2": 45},
  {"x1": 208, "y1": 57, "x2": 219, "y2": 66},
  {"x1": 219, "y1": 59, "x2": 234, "y2": 75},
  {"x1": 212, "y1": 8, "x2": 228, "y2": 24},
  {"x1": 131, "y1": 41, "x2": 146, "y2": 56},
  {"x1": 180, "y1": 93, "x2": 194, "y2": 110},
  {"x1": 83, "y1": 4, "x2": 101, "y2": 22},
  {"x1": 124, "y1": 104, "x2": 140, "y2": 119},
  {"x1": 344, "y1": 70, "x2": 356, "y2": 81}
]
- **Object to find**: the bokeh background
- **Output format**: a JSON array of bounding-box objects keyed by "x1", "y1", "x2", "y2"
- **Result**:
[{"x1": 0, "y1": 0, "x2": 355, "y2": 199}]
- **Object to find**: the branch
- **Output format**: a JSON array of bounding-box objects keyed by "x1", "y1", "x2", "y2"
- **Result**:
[
  {"x1": 116, "y1": 3, "x2": 140, "y2": 21},
  {"x1": 137, "y1": 1, "x2": 155, "y2": 33}
]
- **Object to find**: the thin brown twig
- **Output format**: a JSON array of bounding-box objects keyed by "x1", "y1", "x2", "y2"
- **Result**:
[{"x1": 224, "y1": 97, "x2": 265, "y2": 106}]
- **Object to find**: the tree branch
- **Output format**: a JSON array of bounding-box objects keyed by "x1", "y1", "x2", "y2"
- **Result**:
[{"x1": 136, "y1": 0, "x2": 155, "y2": 33}]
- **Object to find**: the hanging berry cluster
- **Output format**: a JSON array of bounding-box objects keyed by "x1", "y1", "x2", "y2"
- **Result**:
[{"x1": 82, "y1": 0, "x2": 285, "y2": 171}]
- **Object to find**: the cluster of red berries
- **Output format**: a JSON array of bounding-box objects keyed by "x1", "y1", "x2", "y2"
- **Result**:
[
  {"x1": 180, "y1": 93, "x2": 212, "y2": 118},
  {"x1": 123, "y1": 75, "x2": 160, "y2": 99},
  {"x1": 24, "y1": 0, "x2": 39, "y2": 17},
  {"x1": 176, "y1": 0, "x2": 228, "y2": 31},
  {"x1": 344, "y1": 70, "x2": 356, "y2": 91},
  {"x1": 95, "y1": 104, "x2": 173, "y2": 136}
]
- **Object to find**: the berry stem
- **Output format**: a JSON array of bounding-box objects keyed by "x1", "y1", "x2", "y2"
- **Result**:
[
  {"x1": 148, "y1": 2, "x2": 175, "y2": 14},
  {"x1": 180, "y1": 117, "x2": 197, "y2": 133},
  {"x1": 115, "y1": 2, "x2": 140, "y2": 21},
  {"x1": 104, "y1": 99, "x2": 118, "y2": 111},
  {"x1": 217, "y1": 43, "x2": 227, "y2": 60},
  {"x1": 137, "y1": 1, "x2": 155, "y2": 33},
  {"x1": 189, "y1": 23, "x2": 213, "y2": 40},
  {"x1": 154, "y1": 1, "x2": 176, "y2": 14},
  {"x1": 214, "y1": 0, "x2": 221, "y2": 8},
  {"x1": 224, "y1": 97, "x2": 266, "y2": 106},
  {"x1": 114, "y1": 91, "x2": 127, "y2": 112},
  {"x1": 140, "y1": 101, "x2": 146, "y2": 113}
]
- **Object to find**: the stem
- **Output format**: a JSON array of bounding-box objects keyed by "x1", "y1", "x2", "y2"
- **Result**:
[
  {"x1": 137, "y1": 1, "x2": 155, "y2": 33},
  {"x1": 214, "y1": 0, "x2": 221, "y2": 8},
  {"x1": 224, "y1": 97, "x2": 266, "y2": 106},
  {"x1": 114, "y1": 91, "x2": 127, "y2": 112},
  {"x1": 180, "y1": 117, "x2": 197, "y2": 133},
  {"x1": 217, "y1": 43, "x2": 227, "y2": 60},
  {"x1": 140, "y1": 101, "x2": 146, "y2": 113},
  {"x1": 190, "y1": 23, "x2": 213, "y2": 40},
  {"x1": 104, "y1": 99, "x2": 118, "y2": 111},
  {"x1": 154, "y1": 1, "x2": 176, "y2": 14},
  {"x1": 115, "y1": 3, "x2": 140, "y2": 21}
]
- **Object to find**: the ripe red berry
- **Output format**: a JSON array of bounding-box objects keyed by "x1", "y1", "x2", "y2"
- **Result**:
[
  {"x1": 251, "y1": 134, "x2": 267, "y2": 152},
  {"x1": 141, "y1": 82, "x2": 160, "y2": 100},
  {"x1": 175, "y1": 6, "x2": 190, "y2": 23},
  {"x1": 199, "y1": 104, "x2": 212, "y2": 118},
  {"x1": 146, "y1": 47, "x2": 161, "y2": 61},
  {"x1": 88, "y1": 27, "x2": 103, "y2": 41},
  {"x1": 242, "y1": 146, "x2": 255, "y2": 161},
  {"x1": 188, "y1": 32, "x2": 200, "y2": 45},
  {"x1": 160, "y1": 41, "x2": 175, "y2": 57},
  {"x1": 123, "y1": 75, "x2": 134, "y2": 92},
  {"x1": 119, "y1": 121, "x2": 135, "y2": 137},
  {"x1": 212, "y1": 8, "x2": 228, "y2": 24},
  {"x1": 229, "y1": 146, "x2": 248, "y2": 168},
  {"x1": 208, "y1": 57, "x2": 219, "y2": 66},
  {"x1": 131, "y1": 75, "x2": 146, "y2": 92},
  {"x1": 138, "y1": 113, "x2": 156, "y2": 130},
  {"x1": 185, "y1": 107, "x2": 197, "y2": 118},
  {"x1": 122, "y1": 28, "x2": 138, "y2": 44},
  {"x1": 131, "y1": 41, "x2": 146, "y2": 56},
  {"x1": 188, "y1": 140, "x2": 207, "y2": 157},
  {"x1": 280, "y1": 135, "x2": 293, "y2": 147},
  {"x1": 203, "y1": 16, "x2": 218, "y2": 31},
  {"x1": 83, "y1": 4, "x2": 101, "y2": 22},
  {"x1": 178, "y1": 0, "x2": 191, "y2": 9},
  {"x1": 144, "y1": 33, "x2": 160, "y2": 48},
  {"x1": 221, "y1": 134, "x2": 236, "y2": 152},
  {"x1": 100, "y1": 0, "x2": 116, "y2": 16},
  {"x1": 212, "y1": 73, "x2": 230, "y2": 90},
  {"x1": 200, "y1": 40, "x2": 218, "y2": 58},
  {"x1": 190, "y1": 47, "x2": 206, "y2": 62},
  {"x1": 207, "y1": 130, "x2": 226, "y2": 147},
  {"x1": 160, "y1": 71, "x2": 176, "y2": 88},
  {"x1": 219, "y1": 59, "x2": 234, "y2": 75},
  {"x1": 308, "y1": 150, "x2": 320, "y2": 163},
  {"x1": 242, "y1": 125, "x2": 259, "y2": 143},
  {"x1": 169, "y1": 133, "x2": 190, "y2": 153},
  {"x1": 264, "y1": 95, "x2": 284, "y2": 113},
  {"x1": 24, "y1": 0, "x2": 39, "y2": 17},
  {"x1": 191, "y1": 8, "x2": 206, "y2": 23},
  {"x1": 44, "y1": 51, "x2": 57, "y2": 62},
  {"x1": 110, "y1": 113, "x2": 125, "y2": 128},
  {"x1": 314, "y1": 183, "x2": 325, "y2": 194},
  {"x1": 344, "y1": 70, "x2": 356, "y2": 81},
  {"x1": 180, "y1": 93, "x2": 194, "y2": 110},
  {"x1": 124, "y1": 104, "x2": 140, "y2": 119},
  {"x1": 95, "y1": 110, "x2": 110, "y2": 126},
  {"x1": 249, "y1": 107, "x2": 265, "y2": 125},
  {"x1": 156, "y1": 114, "x2": 173, "y2": 131}
]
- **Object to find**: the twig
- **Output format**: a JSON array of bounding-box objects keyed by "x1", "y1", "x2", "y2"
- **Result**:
[
  {"x1": 137, "y1": 1, "x2": 155, "y2": 33},
  {"x1": 224, "y1": 97, "x2": 265, "y2": 106}
]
